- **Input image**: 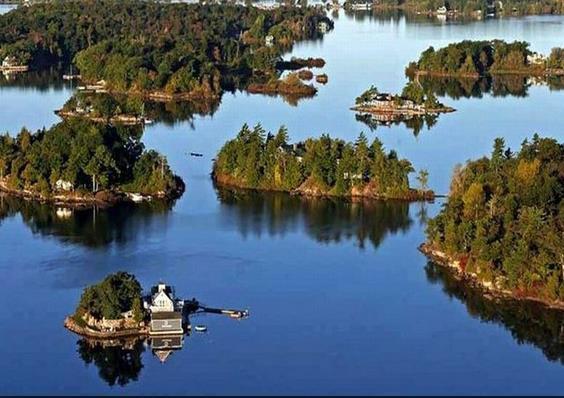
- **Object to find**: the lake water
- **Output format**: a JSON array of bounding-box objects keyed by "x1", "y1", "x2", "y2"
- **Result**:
[{"x1": 1, "y1": 9, "x2": 564, "y2": 395}]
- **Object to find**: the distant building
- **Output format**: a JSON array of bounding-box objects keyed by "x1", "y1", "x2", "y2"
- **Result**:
[
  {"x1": 55, "y1": 179, "x2": 74, "y2": 192},
  {"x1": 265, "y1": 35, "x2": 274, "y2": 47},
  {"x1": 527, "y1": 52, "x2": 546, "y2": 65},
  {"x1": 317, "y1": 21, "x2": 329, "y2": 33},
  {"x1": 2, "y1": 56, "x2": 17, "y2": 68}
]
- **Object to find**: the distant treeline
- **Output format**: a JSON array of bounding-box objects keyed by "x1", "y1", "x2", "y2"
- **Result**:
[
  {"x1": 0, "y1": 1, "x2": 332, "y2": 98},
  {"x1": 213, "y1": 124, "x2": 433, "y2": 200},
  {"x1": 426, "y1": 135, "x2": 564, "y2": 302},
  {"x1": 406, "y1": 40, "x2": 564, "y2": 77},
  {"x1": 373, "y1": 0, "x2": 564, "y2": 16},
  {"x1": 0, "y1": 119, "x2": 180, "y2": 197}
]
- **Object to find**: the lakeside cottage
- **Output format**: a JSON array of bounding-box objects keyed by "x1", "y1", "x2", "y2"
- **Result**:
[
  {"x1": 146, "y1": 283, "x2": 184, "y2": 335},
  {"x1": 265, "y1": 35, "x2": 274, "y2": 47}
]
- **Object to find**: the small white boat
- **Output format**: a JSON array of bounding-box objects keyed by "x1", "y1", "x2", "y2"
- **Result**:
[{"x1": 194, "y1": 325, "x2": 207, "y2": 333}]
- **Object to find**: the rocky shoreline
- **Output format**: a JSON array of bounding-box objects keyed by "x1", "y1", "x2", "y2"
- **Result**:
[
  {"x1": 64, "y1": 316, "x2": 148, "y2": 339},
  {"x1": 419, "y1": 242, "x2": 564, "y2": 311},
  {"x1": 213, "y1": 172, "x2": 435, "y2": 202},
  {"x1": 0, "y1": 176, "x2": 185, "y2": 207}
]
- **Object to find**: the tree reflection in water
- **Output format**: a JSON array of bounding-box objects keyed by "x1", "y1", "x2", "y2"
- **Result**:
[
  {"x1": 425, "y1": 261, "x2": 564, "y2": 364},
  {"x1": 415, "y1": 74, "x2": 564, "y2": 100},
  {"x1": 0, "y1": 194, "x2": 175, "y2": 248},
  {"x1": 215, "y1": 185, "x2": 415, "y2": 250},
  {"x1": 77, "y1": 338, "x2": 145, "y2": 387}
]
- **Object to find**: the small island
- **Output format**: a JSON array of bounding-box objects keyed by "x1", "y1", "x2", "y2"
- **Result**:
[
  {"x1": 421, "y1": 135, "x2": 564, "y2": 309},
  {"x1": 0, "y1": 119, "x2": 183, "y2": 205},
  {"x1": 247, "y1": 72, "x2": 317, "y2": 97},
  {"x1": 65, "y1": 272, "x2": 249, "y2": 339},
  {"x1": 406, "y1": 40, "x2": 564, "y2": 78},
  {"x1": 212, "y1": 124, "x2": 434, "y2": 200},
  {"x1": 351, "y1": 83, "x2": 455, "y2": 121}
]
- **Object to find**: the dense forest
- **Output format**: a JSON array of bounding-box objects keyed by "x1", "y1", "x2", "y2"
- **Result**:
[
  {"x1": 371, "y1": 0, "x2": 564, "y2": 16},
  {"x1": 406, "y1": 40, "x2": 564, "y2": 77},
  {"x1": 425, "y1": 135, "x2": 564, "y2": 303},
  {"x1": 0, "y1": 119, "x2": 181, "y2": 199},
  {"x1": 213, "y1": 124, "x2": 434, "y2": 200},
  {"x1": 0, "y1": 1, "x2": 332, "y2": 98}
]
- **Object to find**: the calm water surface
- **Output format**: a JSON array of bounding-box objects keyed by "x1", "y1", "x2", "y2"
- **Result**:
[{"x1": 1, "y1": 11, "x2": 564, "y2": 395}]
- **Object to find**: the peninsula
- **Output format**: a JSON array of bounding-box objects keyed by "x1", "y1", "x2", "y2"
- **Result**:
[
  {"x1": 421, "y1": 135, "x2": 564, "y2": 309},
  {"x1": 212, "y1": 124, "x2": 434, "y2": 200},
  {"x1": 0, "y1": 1, "x2": 333, "y2": 101},
  {"x1": 0, "y1": 119, "x2": 184, "y2": 205}
]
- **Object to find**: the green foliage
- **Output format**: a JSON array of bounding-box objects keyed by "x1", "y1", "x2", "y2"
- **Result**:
[
  {"x1": 414, "y1": 40, "x2": 536, "y2": 75},
  {"x1": 0, "y1": 1, "x2": 332, "y2": 95},
  {"x1": 75, "y1": 272, "x2": 143, "y2": 320},
  {"x1": 427, "y1": 135, "x2": 564, "y2": 300},
  {"x1": 213, "y1": 124, "x2": 424, "y2": 198},
  {"x1": 0, "y1": 119, "x2": 177, "y2": 196}
]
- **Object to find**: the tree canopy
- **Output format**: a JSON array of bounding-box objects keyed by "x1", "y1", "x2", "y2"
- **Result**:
[
  {"x1": 427, "y1": 135, "x2": 564, "y2": 302},
  {"x1": 0, "y1": 119, "x2": 179, "y2": 196},
  {"x1": 0, "y1": 1, "x2": 332, "y2": 97},
  {"x1": 213, "y1": 124, "x2": 433, "y2": 199},
  {"x1": 74, "y1": 272, "x2": 144, "y2": 321}
]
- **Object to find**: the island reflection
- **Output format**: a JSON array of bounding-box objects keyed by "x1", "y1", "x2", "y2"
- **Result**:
[
  {"x1": 425, "y1": 261, "x2": 564, "y2": 364},
  {"x1": 215, "y1": 185, "x2": 418, "y2": 250},
  {"x1": 414, "y1": 74, "x2": 564, "y2": 100},
  {"x1": 0, "y1": 194, "x2": 175, "y2": 248}
]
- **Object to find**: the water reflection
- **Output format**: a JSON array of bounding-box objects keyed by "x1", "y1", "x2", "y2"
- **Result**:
[
  {"x1": 425, "y1": 261, "x2": 564, "y2": 364},
  {"x1": 355, "y1": 112, "x2": 439, "y2": 136},
  {"x1": 77, "y1": 337, "x2": 145, "y2": 387},
  {"x1": 0, "y1": 68, "x2": 69, "y2": 91},
  {"x1": 0, "y1": 194, "x2": 175, "y2": 248},
  {"x1": 414, "y1": 74, "x2": 564, "y2": 100},
  {"x1": 215, "y1": 185, "x2": 418, "y2": 250}
]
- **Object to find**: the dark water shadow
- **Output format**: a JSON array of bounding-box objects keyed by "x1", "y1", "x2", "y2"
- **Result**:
[
  {"x1": 214, "y1": 185, "x2": 417, "y2": 250},
  {"x1": 0, "y1": 194, "x2": 176, "y2": 248},
  {"x1": 425, "y1": 261, "x2": 564, "y2": 364}
]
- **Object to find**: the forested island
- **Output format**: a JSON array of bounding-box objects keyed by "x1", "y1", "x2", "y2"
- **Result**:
[
  {"x1": 422, "y1": 135, "x2": 564, "y2": 308},
  {"x1": 66, "y1": 272, "x2": 147, "y2": 338},
  {"x1": 406, "y1": 40, "x2": 564, "y2": 78},
  {"x1": 212, "y1": 124, "x2": 434, "y2": 200},
  {"x1": 0, "y1": 0, "x2": 332, "y2": 100},
  {"x1": 0, "y1": 119, "x2": 183, "y2": 205}
]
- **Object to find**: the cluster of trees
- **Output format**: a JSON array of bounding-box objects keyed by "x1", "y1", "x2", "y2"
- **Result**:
[
  {"x1": 0, "y1": 119, "x2": 179, "y2": 196},
  {"x1": 547, "y1": 47, "x2": 564, "y2": 70},
  {"x1": 74, "y1": 272, "x2": 144, "y2": 321},
  {"x1": 213, "y1": 124, "x2": 431, "y2": 199},
  {"x1": 407, "y1": 40, "x2": 546, "y2": 76},
  {"x1": 426, "y1": 135, "x2": 564, "y2": 301},
  {"x1": 374, "y1": 0, "x2": 564, "y2": 16},
  {"x1": 0, "y1": 1, "x2": 332, "y2": 97}
]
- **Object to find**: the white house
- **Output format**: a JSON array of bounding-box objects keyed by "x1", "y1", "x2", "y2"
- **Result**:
[
  {"x1": 2, "y1": 56, "x2": 16, "y2": 68},
  {"x1": 265, "y1": 35, "x2": 274, "y2": 47},
  {"x1": 55, "y1": 179, "x2": 74, "y2": 191},
  {"x1": 150, "y1": 283, "x2": 175, "y2": 313},
  {"x1": 317, "y1": 21, "x2": 329, "y2": 33}
]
